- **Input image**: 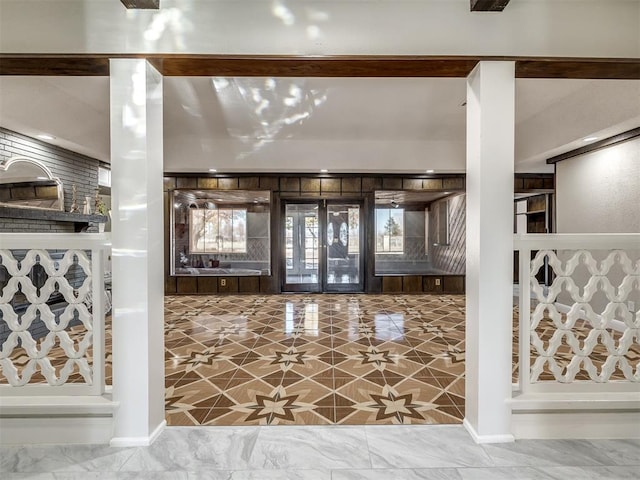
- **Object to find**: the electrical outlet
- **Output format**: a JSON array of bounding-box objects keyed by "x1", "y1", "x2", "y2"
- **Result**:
[
  {"x1": 435, "y1": 278, "x2": 441, "y2": 286},
  {"x1": 628, "y1": 301, "x2": 635, "y2": 312},
  {"x1": 220, "y1": 278, "x2": 226, "y2": 287}
]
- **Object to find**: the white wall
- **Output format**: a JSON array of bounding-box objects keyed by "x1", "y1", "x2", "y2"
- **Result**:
[
  {"x1": 556, "y1": 136, "x2": 640, "y2": 234},
  {"x1": 0, "y1": 1, "x2": 638, "y2": 58},
  {"x1": 555, "y1": 135, "x2": 640, "y2": 318}
]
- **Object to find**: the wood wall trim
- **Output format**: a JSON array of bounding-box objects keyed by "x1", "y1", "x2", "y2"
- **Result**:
[
  {"x1": 515, "y1": 58, "x2": 640, "y2": 80},
  {"x1": 166, "y1": 173, "x2": 551, "y2": 191},
  {"x1": 0, "y1": 54, "x2": 638, "y2": 79},
  {"x1": 148, "y1": 56, "x2": 480, "y2": 77},
  {"x1": 546, "y1": 127, "x2": 640, "y2": 164},
  {"x1": 120, "y1": 0, "x2": 159, "y2": 9},
  {"x1": 471, "y1": 0, "x2": 510, "y2": 12},
  {"x1": 164, "y1": 172, "x2": 467, "y2": 179},
  {"x1": 0, "y1": 56, "x2": 110, "y2": 76}
]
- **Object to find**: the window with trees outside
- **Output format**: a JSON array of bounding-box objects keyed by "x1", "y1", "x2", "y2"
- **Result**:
[
  {"x1": 376, "y1": 208, "x2": 404, "y2": 254},
  {"x1": 190, "y1": 208, "x2": 247, "y2": 253}
]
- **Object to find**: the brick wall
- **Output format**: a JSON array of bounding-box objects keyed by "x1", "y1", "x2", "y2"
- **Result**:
[
  {"x1": 0, "y1": 127, "x2": 101, "y2": 233},
  {"x1": 0, "y1": 218, "x2": 79, "y2": 233}
]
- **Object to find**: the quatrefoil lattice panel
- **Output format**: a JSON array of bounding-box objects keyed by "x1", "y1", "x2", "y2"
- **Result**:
[
  {"x1": 529, "y1": 249, "x2": 640, "y2": 384},
  {"x1": 0, "y1": 249, "x2": 94, "y2": 387}
]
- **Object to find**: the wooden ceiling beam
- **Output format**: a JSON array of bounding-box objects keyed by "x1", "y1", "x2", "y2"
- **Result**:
[
  {"x1": 0, "y1": 56, "x2": 110, "y2": 76},
  {"x1": 0, "y1": 54, "x2": 638, "y2": 80},
  {"x1": 148, "y1": 56, "x2": 479, "y2": 77},
  {"x1": 471, "y1": 0, "x2": 511, "y2": 12},
  {"x1": 516, "y1": 59, "x2": 640, "y2": 79},
  {"x1": 120, "y1": 0, "x2": 159, "y2": 9}
]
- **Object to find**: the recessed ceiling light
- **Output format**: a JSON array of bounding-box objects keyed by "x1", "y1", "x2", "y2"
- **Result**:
[
  {"x1": 583, "y1": 136, "x2": 598, "y2": 142},
  {"x1": 426, "y1": 169, "x2": 435, "y2": 174},
  {"x1": 209, "y1": 168, "x2": 217, "y2": 172},
  {"x1": 37, "y1": 134, "x2": 55, "y2": 140},
  {"x1": 320, "y1": 169, "x2": 328, "y2": 173}
]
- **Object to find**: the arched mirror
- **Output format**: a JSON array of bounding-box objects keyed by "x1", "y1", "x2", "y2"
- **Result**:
[{"x1": 0, "y1": 157, "x2": 64, "y2": 211}]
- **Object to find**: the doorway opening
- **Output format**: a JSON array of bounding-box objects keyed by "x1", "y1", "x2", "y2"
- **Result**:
[{"x1": 283, "y1": 200, "x2": 364, "y2": 293}]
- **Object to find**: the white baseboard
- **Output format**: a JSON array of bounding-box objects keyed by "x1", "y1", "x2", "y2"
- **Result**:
[
  {"x1": 463, "y1": 418, "x2": 515, "y2": 444},
  {"x1": 512, "y1": 411, "x2": 640, "y2": 439},
  {"x1": 0, "y1": 395, "x2": 117, "y2": 445},
  {"x1": 0, "y1": 416, "x2": 114, "y2": 445},
  {"x1": 110, "y1": 419, "x2": 166, "y2": 447}
]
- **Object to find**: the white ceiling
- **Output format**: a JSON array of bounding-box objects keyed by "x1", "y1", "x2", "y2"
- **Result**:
[
  {"x1": 0, "y1": 75, "x2": 638, "y2": 174},
  {"x1": 2, "y1": 1, "x2": 638, "y2": 59}
]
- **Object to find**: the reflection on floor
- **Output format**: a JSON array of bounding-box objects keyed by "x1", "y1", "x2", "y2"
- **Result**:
[
  {"x1": 4, "y1": 425, "x2": 639, "y2": 479},
  {"x1": 164, "y1": 294, "x2": 466, "y2": 426},
  {"x1": 3, "y1": 293, "x2": 635, "y2": 428}
]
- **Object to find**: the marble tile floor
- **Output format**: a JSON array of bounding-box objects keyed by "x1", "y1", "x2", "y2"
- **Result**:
[
  {"x1": 1, "y1": 425, "x2": 639, "y2": 479},
  {"x1": 163, "y1": 294, "x2": 467, "y2": 426}
]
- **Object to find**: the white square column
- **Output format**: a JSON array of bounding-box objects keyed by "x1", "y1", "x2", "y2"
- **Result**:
[
  {"x1": 464, "y1": 61, "x2": 515, "y2": 443},
  {"x1": 109, "y1": 59, "x2": 165, "y2": 446}
]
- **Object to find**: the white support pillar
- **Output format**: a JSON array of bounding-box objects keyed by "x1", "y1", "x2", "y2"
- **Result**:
[
  {"x1": 464, "y1": 61, "x2": 515, "y2": 444},
  {"x1": 109, "y1": 59, "x2": 165, "y2": 446}
]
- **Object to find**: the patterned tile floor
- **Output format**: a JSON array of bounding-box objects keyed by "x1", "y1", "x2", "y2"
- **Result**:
[
  {"x1": 163, "y1": 294, "x2": 466, "y2": 426},
  {"x1": 3, "y1": 293, "x2": 636, "y2": 428}
]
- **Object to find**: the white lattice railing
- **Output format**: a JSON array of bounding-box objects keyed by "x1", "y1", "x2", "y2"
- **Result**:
[
  {"x1": 514, "y1": 234, "x2": 640, "y2": 396},
  {"x1": 0, "y1": 233, "x2": 110, "y2": 397}
]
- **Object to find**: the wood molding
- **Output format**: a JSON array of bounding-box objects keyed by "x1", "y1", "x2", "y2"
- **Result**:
[
  {"x1": 147, "y1": 56, "x2": 480, "y2": 77},
  {"x1": 546, "y1": 127, "x2": 640, "y2": 164},
  {"x1": 164, "y1": 172, "x2": 467, "y2": 179},
  {"x1": 0, "y1": 54, "x2": 638, "y2": 79},
  {"x1": 0, "y1": 56, "x2": 110, "y2": 76},
  {"x1": 471, "y1": 0, "x2": 510, "y2": 12},
  {"x1": 120, "y1": 0, "x2": 159, "y2": 9},
  {"x1": 516, "y1": 58, "x2": 640, "y2": 79}
]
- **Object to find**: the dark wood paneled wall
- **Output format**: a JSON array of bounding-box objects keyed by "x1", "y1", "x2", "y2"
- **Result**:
[
  {"x1": 381, "y1": 274, "x2": 466, "y2": 294},
  {"x1": 164, "y1": 173, "x2": 466, "y2": 295},
  {"x1": 164, "y1": 172, "x2": 553, "y2": 296},
  {"x1": 514, "y1": 173, "x2": 554, "y2": 192},
  {"x1": 430, "y1": 194, "x2": 466, "y2": 275}
]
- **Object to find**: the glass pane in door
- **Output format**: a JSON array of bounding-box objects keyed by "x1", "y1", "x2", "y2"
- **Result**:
[
  {"x1": 285, "y1": 204, "x2": 319, "y2": 285},
  {"x1": 327, "y1": 204, "x2": 360, "y2": 285}
]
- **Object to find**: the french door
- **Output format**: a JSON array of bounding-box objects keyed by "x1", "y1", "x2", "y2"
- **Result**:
[{"x1": 283, "y1": 200, "x2": 364, "y2": 292}]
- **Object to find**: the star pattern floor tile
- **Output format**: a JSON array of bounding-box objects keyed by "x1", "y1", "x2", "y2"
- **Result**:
[
  {"x1": 162, "y1": 294, "x2": 467, "y2": 426},
  {"x1": 3, "y1": 293, "x2": 637, "y2": 427}
]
